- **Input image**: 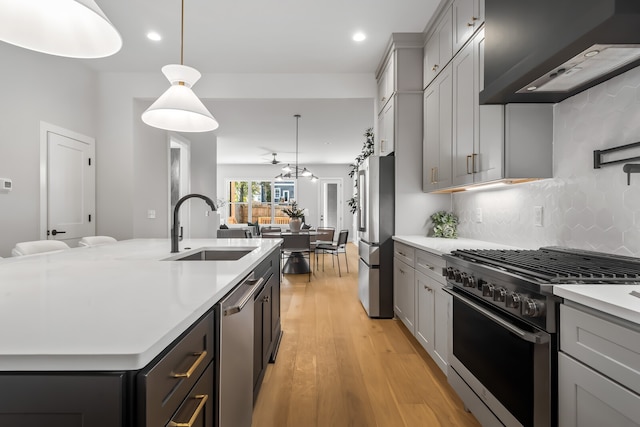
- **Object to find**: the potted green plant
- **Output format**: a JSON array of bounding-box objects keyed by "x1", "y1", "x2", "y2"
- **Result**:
[
  {"x1": 283, "y1": 201, "x2": 305, "y2": 232},
  {"x1": 430, "y1": 211, "x2": 458, "y2": 239}
]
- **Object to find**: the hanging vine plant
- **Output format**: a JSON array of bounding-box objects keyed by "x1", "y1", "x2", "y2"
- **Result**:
[{"x1": 347, "y1": 128, "x2": 374, "y2": 214}]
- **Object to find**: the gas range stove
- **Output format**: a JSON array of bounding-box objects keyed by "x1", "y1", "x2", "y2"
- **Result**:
[{"x1": 443, "y1": 246, "x2": 640, "y2": 333}]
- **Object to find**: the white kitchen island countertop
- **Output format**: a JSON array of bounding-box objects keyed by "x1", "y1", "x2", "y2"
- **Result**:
[
  {"x1": 392, "y1": 235, "x2": 521, "y2": 255},
  {"x1": 0, "y1": 238, "x2": 281, "y2": 371},
  {"x1": 554, "y1": 285, "x2": 640, "y2": 325}
]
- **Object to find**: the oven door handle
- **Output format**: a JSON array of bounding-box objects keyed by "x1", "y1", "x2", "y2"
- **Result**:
[{"x1": 444, "y1": 287, "x2": 549, "y2": 344}]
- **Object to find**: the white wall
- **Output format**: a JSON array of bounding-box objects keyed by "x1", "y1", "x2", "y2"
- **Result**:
[
  {"x1": 453, "y1": 66, "x2": 640, "y2": 256},
  {"x1": 96, "y1": 72, "x2": 376, "y2": 241},
  {"x1": 0, "y1": 44, "x2": 98, "y2": 257},
  {"x1": 216, "y1": 164, "x2": 355, "y2": 239}
]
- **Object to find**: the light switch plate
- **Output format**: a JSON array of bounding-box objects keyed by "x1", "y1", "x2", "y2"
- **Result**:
[{"x1": 147, "y1": 209, "x2": 156, "y2": 219}]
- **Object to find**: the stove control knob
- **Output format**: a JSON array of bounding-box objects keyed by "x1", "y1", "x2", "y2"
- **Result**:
[
  {"x1": 454, "y1": 270, "x2": 463, "y2": 283},
  {"x1": 506, "y1": 292, "x2": 521, "y2": 309},
  {"x1": 522, "y1": 298, "x2": 544, "y2": 317},
  {"x1": 493, "y1": 287, "x2": 507, "y2": 302},
  {"x1": 446, "y1": 267, "x2": 456, "y2": 280},
  {"x1": 482, "y1": 283, "x2": 495, "y2": 297},
  {"x1": 464, "y1": 275, "x2": 476, "y2": 288}
]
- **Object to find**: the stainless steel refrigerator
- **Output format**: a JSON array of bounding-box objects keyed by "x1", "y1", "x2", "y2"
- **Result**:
[{"x1": 357, "y1": 155, "x2": 394, "y2": 318}]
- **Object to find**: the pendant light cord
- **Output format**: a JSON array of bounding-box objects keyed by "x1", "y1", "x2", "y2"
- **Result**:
[
  {"x1": 295, "y1": 114, "x2": 300, "y2": 179},
  {"x1": 180, "y1": 0, "x2": 185, "y2": 65}
]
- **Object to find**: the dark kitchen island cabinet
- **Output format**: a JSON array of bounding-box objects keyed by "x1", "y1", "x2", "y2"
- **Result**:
[
  {"x1": 0, "y1": 373, "x2": 128, "y2": 427},
  {"x1": 253, "y1": 248, "x2": 282, "y2": 402},
  {"x1": 0, "y1": 239, "x2": 283, "y2": 427}
]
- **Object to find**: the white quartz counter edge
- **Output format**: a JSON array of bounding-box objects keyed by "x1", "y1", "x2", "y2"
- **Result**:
[
  {"x1": 554, "y1": 285, "x2": 640, "y2": 325},
  {"x1": 392, "y1": 235, "x2": 521, "y2": 255},
  {"x1": 0, "y1": 238, "x2": 282, "y2": 371}
]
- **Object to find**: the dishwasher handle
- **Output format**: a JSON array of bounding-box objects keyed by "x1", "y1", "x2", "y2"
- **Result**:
[{"x1": 223, "y1": 277, "x2": 264, "y2": 316}]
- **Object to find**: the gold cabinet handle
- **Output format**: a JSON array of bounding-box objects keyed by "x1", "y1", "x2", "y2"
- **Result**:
[
  {"x1": 172, "y1": 351, "x2": 207, "y2": 378},
  {"x1": 467, "y1": 16, "x2": 478, "y2": 26},
  {"x1": 417, "y1": 262, "x2": 434, "y2": 271},
  {"x1": 168, "y1": 394, "x2": 209, "y2": 427},
  {"x1": 381, "y1": 96, "x2": 387, "y2": 103},
  {"x1": 466, "y1": 155, "x2": 473, "y2": 174},
  {"x1": 434, "y1": 167, "x2": 439, "y2": 183},
  {"x1": 473, "y1": 153, "x2": 478, "y2": 173},
  {"x1": 430, "y1": 167, "x2": 435, "y2": 184},
  {"x1": 431, "y1": 64, "x2": 439, "y2": 71}
]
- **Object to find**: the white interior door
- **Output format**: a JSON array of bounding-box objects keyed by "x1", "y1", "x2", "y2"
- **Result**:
[
  {"x1": 318, "y1": 178, "x2": 342, "y2": 230},
  {"x1": 41, "y1": 124, "x2": 95, "y2": 244}
]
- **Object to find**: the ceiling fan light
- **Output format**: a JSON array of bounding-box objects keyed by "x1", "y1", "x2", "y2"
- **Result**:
[
  {"x1": 310, "y1": 175, "x2": 318, "y2": 182},
  {"x1": 301, "y1": 168, "x2": 312, "y2": 177},
  {"x1": 0, "y1": 0, "x2": 122, "y2": 58}
]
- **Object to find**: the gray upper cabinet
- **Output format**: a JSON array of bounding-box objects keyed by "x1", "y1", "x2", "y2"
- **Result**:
[
  {"x1": 377, "y1": 54, "x2": 395, "y2": 114},
  {"x1": 423, "y1": 65, "x2": 453, "y2": 192},
  {"x1": 425, "y1": 25, "x2": 553, "y2": 193},
  {"x1": 423, "y1": 6, "x2": 453, "y2": 89},
  {"x1": 452, "y1": 0, "x2": 484, "y2": 53}
]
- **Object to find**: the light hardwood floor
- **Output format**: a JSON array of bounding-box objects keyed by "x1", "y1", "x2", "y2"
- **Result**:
[{"x1": 252, "y1": 243, "x2": 480, "y2": 427}]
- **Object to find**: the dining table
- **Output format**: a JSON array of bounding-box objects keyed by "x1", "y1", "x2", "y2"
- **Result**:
[{"x1": 262, "y1": 230, "x2": 320, "y2": 275}]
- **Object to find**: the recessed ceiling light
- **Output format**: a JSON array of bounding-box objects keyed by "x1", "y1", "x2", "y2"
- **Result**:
[
  {"x1": 353, "y1": 32, "x2": 366, "y2": 42},
  {"x1": 526, "y1": 86, "x2": 537, "y2": 91},
  {"x1": 147, "y1": 31, "x2": 162, "y2": 41},
  {"x1": 584, "y1": 50, "x2": 600, "y2": 58}
]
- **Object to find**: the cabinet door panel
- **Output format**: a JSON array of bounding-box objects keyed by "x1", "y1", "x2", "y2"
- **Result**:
[
  {"x1": 380, "y1": 99, "x2": 395, "y2": 155},
  {"x1": 415, "y1": 271, "x2": 435, "y2": 354},
  {"x1": 452, "y1": 40, "x2": 476, "y2": 186},
  {"x1": 452, "y1": 0, "x2": 476, "y2": 53},
  {"x1": 423, "y1": 67, "x2": 452, "y2": 192},
  {"x1": 433, "y1": 286, "x2": 450, "y2": 374},
  {"x1": 559, "y1": 353, "x2": 640, "y2": 427},
  {"x1": 0, "y1": 374, "x2": 125, "y2": 427},
  {"x1": 394, "y1": 258, "x2": 415, "y2": 333}
]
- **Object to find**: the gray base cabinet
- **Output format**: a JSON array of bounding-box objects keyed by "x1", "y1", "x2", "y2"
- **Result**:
[
  {"x1": 559, "y1": 303, "x2": 640, "y2": 427},
  {"x1": 393, "y1": 241, "x2": 450, "y2": 375}
]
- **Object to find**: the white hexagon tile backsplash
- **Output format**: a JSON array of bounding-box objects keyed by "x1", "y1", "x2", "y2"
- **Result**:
[{"x1": 453, "y1": 66, "x2": 640, "y2": 256}]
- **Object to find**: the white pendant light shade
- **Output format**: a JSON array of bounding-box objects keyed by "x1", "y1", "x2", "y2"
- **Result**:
[
  {"x1": 0, "y1": 0, "x2": 122, "y2": 58},
  {"x1": 142, "y1": 64, "x2": 219, "y2": 133}
]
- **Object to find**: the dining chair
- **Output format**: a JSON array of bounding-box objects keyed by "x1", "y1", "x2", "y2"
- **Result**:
[
  {"x1": 78, "y1": 236, "x2": 117, "y2": 247},
  {"x1": 11, "y1": 240, "x2": 70, "y2": 256},
  {"x1": 281, "y1": 233, "x2": 311, "y2": 282},
  {"x1": 315, "y1": 229, "x2": 349, "y2": 277},
  {"x1": 312, "y1": 227, "x2": 335, "y2": 267}
]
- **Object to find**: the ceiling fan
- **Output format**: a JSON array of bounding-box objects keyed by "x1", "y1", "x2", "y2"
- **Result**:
[{"x1": 269, "y1": 153, "x2": 281, "y2": 164}]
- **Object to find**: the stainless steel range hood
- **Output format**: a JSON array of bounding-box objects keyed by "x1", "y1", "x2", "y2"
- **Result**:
[{"x1": 480, "y1": 0, "x2": 640, "y2": 104}]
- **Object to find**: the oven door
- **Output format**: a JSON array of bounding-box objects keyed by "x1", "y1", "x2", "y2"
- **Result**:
[{"x1": 446, "y1": 287, "x2": 554, "y2": 427}]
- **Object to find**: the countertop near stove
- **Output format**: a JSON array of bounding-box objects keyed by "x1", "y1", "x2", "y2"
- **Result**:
[
  {"x1": 0, "y1": 238, "x2": 281, "y2": 371},
  {"x1": 554, "y1": 285, "x2": 640, "y2": 325},
  {"x1": 392, "y1": 235, "x2": 520, "y2": 255}
]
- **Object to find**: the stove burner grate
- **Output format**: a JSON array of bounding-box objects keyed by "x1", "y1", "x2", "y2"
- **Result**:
[{"x1": 452, "y1": 247, "x2": 640, "y2": 284}]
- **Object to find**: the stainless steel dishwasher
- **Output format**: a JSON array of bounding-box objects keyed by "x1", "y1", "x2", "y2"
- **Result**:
[{"x1": 216, "y1": 273, "x2": 263, "y2": 427}]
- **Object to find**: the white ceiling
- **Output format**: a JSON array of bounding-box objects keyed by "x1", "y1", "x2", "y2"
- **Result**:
[{"x1": 90, "y1": 0, "x2": 440, "y2": 164}]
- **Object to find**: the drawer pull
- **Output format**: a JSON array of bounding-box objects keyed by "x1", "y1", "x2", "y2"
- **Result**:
[
  {"x1": 417, "y1": 262, "x2": 434, "y2": 271},
  {"x1": 168, "y1": 394, "x2": 209, "y2": 427},
  {"x1": 172, "y1": 351, "x2": 207, "y2": 378}
]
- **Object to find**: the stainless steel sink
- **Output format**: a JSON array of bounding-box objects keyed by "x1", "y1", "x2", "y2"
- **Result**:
[{"x1": 170, "y1": 249, "x2": 253, "y2": 261}]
